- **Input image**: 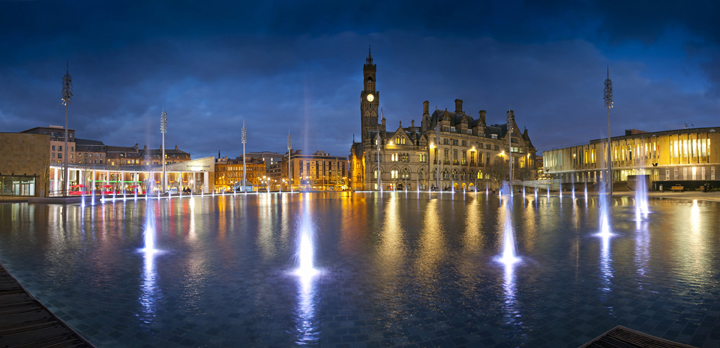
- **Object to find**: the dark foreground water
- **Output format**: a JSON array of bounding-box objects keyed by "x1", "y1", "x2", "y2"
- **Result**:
[{"x1": 0, "y1": 192, "x2": 718, "y2": 347}]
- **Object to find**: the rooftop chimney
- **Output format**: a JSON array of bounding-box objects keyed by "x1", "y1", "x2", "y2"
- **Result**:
[
  {"x1": 423, "y1": 101, "x2": 429, "y2": 115},
  {"x1": 478, "y1": 110, "x2": 487, "y2": 127},
  {"x1": 455, "y1": 99, "x2": 463, "y2": 114}
]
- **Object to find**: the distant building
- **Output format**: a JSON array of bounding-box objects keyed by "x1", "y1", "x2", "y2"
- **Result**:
[
  {"x1": 288, "y1": 150, "x2": 348, "y2": 191},
  {"x1": 215, "y1": 156, "x2": 265, "y2": 192},
  {"x1": 76, "y1": 138, "x2": 106, "y2": 165},
  {"x1": 244, "y1": 151, "x2": 285, "y2": 170},
  {"x1": 543, "y1": 127, "x2": 719, "y2": 190}
]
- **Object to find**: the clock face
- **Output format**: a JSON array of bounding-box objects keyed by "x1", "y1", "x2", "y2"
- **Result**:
[{"x1": 366, "y1": 94, "x2": 374, "y2": 102}]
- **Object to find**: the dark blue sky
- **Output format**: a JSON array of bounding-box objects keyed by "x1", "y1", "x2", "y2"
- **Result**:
[{"x1": 2, "y1": 1, "x2": 719, "y2": 159}]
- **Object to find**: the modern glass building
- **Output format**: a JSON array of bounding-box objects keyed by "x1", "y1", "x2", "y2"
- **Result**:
[{"x1": 543, "y1": 127, "x2": 719, "y2": 190}]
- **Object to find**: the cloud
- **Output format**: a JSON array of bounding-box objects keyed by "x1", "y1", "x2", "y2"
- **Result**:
[{"x1": 1, "y1": 0, "x2": 719, "y2": 159}]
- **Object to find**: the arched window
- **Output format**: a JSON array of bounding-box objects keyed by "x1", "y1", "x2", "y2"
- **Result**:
[
  {"x1": 443, "y1": 170, "x2": 449, "y2": 180},
  {"x1": 419, "y1": 168, "x2": 425, "y2": 180},
  {"x1": 402, "y1": 168, "x2": 410, "y2": 179}
]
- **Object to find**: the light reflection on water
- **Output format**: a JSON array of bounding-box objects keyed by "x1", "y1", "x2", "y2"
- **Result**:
[{"x1": 0, "y1": 194, "x2": 718, "y2": 347}]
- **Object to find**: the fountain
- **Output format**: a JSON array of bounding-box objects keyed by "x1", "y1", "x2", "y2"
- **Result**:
[
  {"x1": 295, "y1": 193, "x2": 318, "y2": 279},
  {"x1": 497, "y1": 182, "x2": 519, "y2": 265},
  {"x1": 584, "y1": 181, "x2": 588, "y2": 200},
  {"x1": 635, "y1": 174, "x2": 649, "y2": 221},
  {"x1": 571, "y1": 176, "x2": 575, "y2": 200},
  {"x1": 81, "y1": 191, "x2": 85, "y2": 207},
  {"x1": 596, "y1": 178, "x2": 613, "y2": 238},
  {"x1": 135, "y1": 186, "x2": 138, "y2": 200},
  {"x1": 547, "y1": 185, "x2": 550, "y2": 200}
]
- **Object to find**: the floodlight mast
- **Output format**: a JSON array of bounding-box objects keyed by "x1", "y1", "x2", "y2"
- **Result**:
[
  {"x1": 242, "y1": 120, "x2": 247, "y2": 193},
  {"x1": 160, "y1": 105, "x2": 168, "y2": 193},
  {"x1": 604, "y1": 67, "x2": 614, "y2": 198},
  {"x1": 61, "y1": 61, "x2": 72, "y2": 196}
]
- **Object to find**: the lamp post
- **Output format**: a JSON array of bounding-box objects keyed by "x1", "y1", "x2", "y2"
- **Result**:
[
  {"x1": 242, "y1": 120, "x2": 247, "y2": 194},
  {"x1": 604, "y1": 67, "x2": 614, "y2": 197},
  {"x1": 160, "y1": 105, "x2": 168, "y2": 193},
  {"x1": 61, "y1": 61, "x2": 72, "y2": 196}
]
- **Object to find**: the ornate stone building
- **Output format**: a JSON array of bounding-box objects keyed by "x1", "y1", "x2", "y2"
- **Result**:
[{"x1": 350, "y1": 49, "x2": 537, "y2": 191}]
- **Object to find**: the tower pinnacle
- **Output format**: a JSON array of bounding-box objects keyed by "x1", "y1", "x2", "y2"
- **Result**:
[{"x1": 366, "y1": 45, "x2": 373, "y2": 65}]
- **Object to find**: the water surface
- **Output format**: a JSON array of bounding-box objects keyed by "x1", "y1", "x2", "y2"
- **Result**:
[{"x1": 0, "y1": 193, "x2": 718, "y2": 347}]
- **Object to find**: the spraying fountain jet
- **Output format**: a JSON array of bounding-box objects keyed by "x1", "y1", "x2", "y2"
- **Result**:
[
  {"x1": 635, "y1": 174, "x2": 650, "y2": 220},
  {"x1": 497, "y1": 182, "x2": 520, "y2": 266},
  {"x1": 596, "y1": 177, "x2": 613, "y2": 239},
  {"x1": 295, "y1": 194, "x2": 318, "y2": 279}
]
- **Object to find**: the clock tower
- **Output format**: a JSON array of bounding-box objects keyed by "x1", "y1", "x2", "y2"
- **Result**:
[{"x1": 361, "y1": 46, "x2": 379, "y2": 139}]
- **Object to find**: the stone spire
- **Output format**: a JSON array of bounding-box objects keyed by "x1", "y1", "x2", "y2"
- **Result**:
[{"x1": 366, "y1": 45, "x2": 373, "y2": 65}]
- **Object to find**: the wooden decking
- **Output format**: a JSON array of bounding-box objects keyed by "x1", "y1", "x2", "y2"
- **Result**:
[
  {"x1": 0, "y1": 263, "x2": 94, "y2": 348},
  {"x1": 580, "y1": 325, "x2": 697, "y2": 348}
]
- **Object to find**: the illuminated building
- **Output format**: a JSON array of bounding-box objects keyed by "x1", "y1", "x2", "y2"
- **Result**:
[
  {"x1": 543, "y1": 127, "x2": 719, "y2": 190},
  {"x1": 349, "y1": 48, "x2": 537, "y2": 191}
]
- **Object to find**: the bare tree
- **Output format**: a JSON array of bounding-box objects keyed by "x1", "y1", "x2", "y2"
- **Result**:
[{"x1": 485, "y1": 159, "x2": 509, "y2": 190}]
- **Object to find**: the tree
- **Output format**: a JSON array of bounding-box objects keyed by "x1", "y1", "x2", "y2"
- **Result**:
[
  {"x1": 40, "y1": 155, "x2": 51, "y2": 197},
  {"x1": 485, "y1": 158, "x2": 509, "y2": 190}
]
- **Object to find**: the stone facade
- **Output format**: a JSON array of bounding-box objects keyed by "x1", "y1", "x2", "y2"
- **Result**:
[
  {"x1": 0, "y1": 133, "x2": 51, "y2": 197},
  {"x1": 349, "y1": 49, "x2": 537, "y2": 191},
  {"x1": 21, "y1": 126, "x2": 76, "y2": 165}
]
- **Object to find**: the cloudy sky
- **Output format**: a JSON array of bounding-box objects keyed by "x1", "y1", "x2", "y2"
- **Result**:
[{"x1": 1, "y1": 0, "x2": 719, "y2": 159}]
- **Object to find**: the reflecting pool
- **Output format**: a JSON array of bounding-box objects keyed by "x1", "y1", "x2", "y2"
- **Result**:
[{"x1": 0, "y1": 193, "x2": 719, "y2": 347}]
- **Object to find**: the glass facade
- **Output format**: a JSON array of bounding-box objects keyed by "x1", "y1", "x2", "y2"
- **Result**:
[{"x1": 0, "y1": 176, "x2": 36, "y2": 196}]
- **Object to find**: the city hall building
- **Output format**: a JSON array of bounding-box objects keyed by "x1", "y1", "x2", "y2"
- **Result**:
[
  {"x1": 349, "y1": 49, "x2": 537, "y2": 191},
  {"x1": 543, "y1": 127, "x2": 719, "y2": 190}
]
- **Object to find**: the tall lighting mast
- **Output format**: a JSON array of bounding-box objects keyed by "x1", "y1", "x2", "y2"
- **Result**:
[
  {"x1": 61, "y1": 61, "x2": 72, "y2": 196},
  {"x1": 604, "y1": 67, "x2": 614, "y2": 198},
  {"x1": 160, "y1": 105, "x2": 167, "y2": 193},
  {"x1": 242, "y1": 120, "x2": 247, "y2": 193}
]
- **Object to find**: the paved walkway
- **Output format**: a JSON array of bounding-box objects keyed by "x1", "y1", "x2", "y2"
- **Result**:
[
  {"x1": 0, "y1": 263, "x2": 94, "y2": 347},
  {"x1": 614, "y1": 191, "x2": 720, "y2": 202},
  {"x1": 580, "y1": 325, "x2": 697, "y2": 348}
]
